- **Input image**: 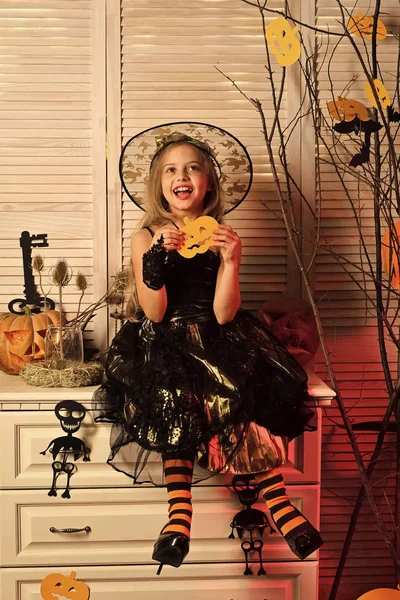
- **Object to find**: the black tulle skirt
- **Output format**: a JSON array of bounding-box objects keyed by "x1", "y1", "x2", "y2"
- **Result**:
[{"x1": 94, "y1": 309, "x2": 315, "y2": 481}]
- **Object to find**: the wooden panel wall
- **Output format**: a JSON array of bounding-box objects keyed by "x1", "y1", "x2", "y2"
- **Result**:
[{"x1": 0, "y1": 0, "x2": 107, "y2": 349}]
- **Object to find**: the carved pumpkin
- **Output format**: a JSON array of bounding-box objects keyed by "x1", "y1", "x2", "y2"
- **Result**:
[
  {"x1": 178, "y1": 215, "x2": 219, "y2": 259},
  {"x1": 365, "y1": 78, "x2": 391, "y2": 110},
  {"x1": 382, "y1": 222, "x2": 400, "y2": 289},
  {"x1": 40, "y1": 571, "x2": 90, "y2": 600},
  {"x1": 358, "y1": 587, "x2": 400, "y2": 599},
  {"x1": 327, "y1": 97, "x2": 369, "y2": 122},
  {"x1": 0, "y1": 308, "x2": 60, "y2": 375}
]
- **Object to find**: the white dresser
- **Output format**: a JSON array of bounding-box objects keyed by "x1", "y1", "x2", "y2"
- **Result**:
[{"x1": 0, "y1": 371, "x2": 334, "y2": 600}]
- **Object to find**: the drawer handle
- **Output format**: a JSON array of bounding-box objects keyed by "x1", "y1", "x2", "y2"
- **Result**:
[{"x1": 49, "y1": 526, "x2": 91, "y2": 534}]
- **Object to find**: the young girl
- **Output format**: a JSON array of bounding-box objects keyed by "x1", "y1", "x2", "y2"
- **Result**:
[{"x1": 95, "y1": 125, "x2": 322, "y2": 574}]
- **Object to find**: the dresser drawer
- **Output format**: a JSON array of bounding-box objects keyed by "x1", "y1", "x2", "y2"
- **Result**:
[
  {"x1": 0, "y1": 485, "x2": 320, "y2": 567},
  {"x1": 0, "y1": 410, "x2": 163, "y2": 489},
  {"x1": 0, "y1": 408, "x2": 321, "y2": 489},
  {"x1": 0, "y1": 562, "x2": 318, "y2": 600}
]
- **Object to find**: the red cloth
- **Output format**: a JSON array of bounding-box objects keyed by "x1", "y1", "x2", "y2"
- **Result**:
[{"x1": 257, "y1": 298, "x2": 319, "y2": 366}]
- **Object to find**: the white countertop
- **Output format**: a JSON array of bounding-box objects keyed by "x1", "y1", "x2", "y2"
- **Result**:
[{"x1": 0, "y1": 369, "x2": 335, "y2": 406}]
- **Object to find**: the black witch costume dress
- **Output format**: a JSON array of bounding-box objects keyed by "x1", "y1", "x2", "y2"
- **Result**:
[{"x1": 94, "y1": 246, "x2": 315, "y2": 482}]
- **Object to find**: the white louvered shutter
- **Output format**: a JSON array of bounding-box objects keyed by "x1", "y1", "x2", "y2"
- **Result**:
[
  {"x1": 0, "y1": 0, "x2": 107, "y2": 349},
  {"x1": 110, "y1": 0, "x2": 300, "y2": 311}
]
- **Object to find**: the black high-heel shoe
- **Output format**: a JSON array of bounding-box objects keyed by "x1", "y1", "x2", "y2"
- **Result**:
[
  {"x1": 152, "y1": 531, "x2": 190, "y2": 575},
  {"x1": 285, "y1": 522, "x2": 323, "y2": 560}
]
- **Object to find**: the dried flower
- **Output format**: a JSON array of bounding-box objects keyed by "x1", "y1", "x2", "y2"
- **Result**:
[
  {"x1": 33, "y1": 254, "x2": 44, "y2": 272},
  {"x1": 113, "y1": 268, "x2": 129, "y2": 293},
  {"x1": 106, "y1": 292, "x2": 125, "y2": 306},
  {"x1": 51, "y1": 259, "x2": 72, "y2": 287},
  {"x1": 76, "y1": 272, "x2": 88, "y2": 292}
]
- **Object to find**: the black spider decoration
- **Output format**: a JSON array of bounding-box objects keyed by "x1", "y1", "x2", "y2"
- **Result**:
[
  {"x1": 229, "y1": 474, "x2": 274, "y2": 576},
  {"x1": 40, "y1": 400, "x2": 91, "y2": 499}
]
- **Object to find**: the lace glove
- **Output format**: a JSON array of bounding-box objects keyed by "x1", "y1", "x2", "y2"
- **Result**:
[{"x1": 142, "y1": 234, "x2": 167, "y2": 290}]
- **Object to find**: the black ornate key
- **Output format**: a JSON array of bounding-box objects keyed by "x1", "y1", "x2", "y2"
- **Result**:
[{"x1": 8, "y1": 230, "x2": 55, "y2": 314}]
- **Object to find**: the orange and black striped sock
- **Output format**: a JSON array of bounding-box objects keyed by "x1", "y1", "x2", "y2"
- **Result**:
[
  {"x1": 255, "y1": 468, "x2": 307, "y2": 540},
  {"x1": 161, "y1": 451, "x2": 194, "y2": 539}
]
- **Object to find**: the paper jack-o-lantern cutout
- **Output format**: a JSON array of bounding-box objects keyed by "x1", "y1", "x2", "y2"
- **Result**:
[
  {"x1": 0, "y1": 309, "x2": 61, "y2": 375},
  {"x1": 358, "y1": 586, "x2": 400, "y2": 600},
  {"x1": 178, "y1": 216, "x2": 218, "y2": 259},
  {"x1": 382, "y1": 223, "x2": 400, "y2": 288},
  {"x1": 348, "y1": 12, "x2": 387, "y2": 40},
  {"x1": 40, "y1": 571, "x2": 90, "y2": 600},
  {"x1": 328, "y1": 97, "x2": 369, "y2": 122},
  {"x1": 265, "y1": 17, "x2": 301, "y2": 67},
  {"x1": 365, "y1": 79, "x2": 391, "y2": 109}
]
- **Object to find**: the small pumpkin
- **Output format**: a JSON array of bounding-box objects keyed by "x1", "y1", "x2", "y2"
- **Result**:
[
  {"x1": 0, "y1": 307, "x2": 61, "y2": 375},
  {"x1": 382, "y1": 222, "x2": 400, "y2": 289},
  {"x1": 178, "y1": 215, "x2": 219, "y2": 259},
  {"x1": 40, "y1": 571, "x2": 90, "y2": 600}
]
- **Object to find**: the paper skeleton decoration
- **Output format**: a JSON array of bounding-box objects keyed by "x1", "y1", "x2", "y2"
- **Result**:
[
  {"x1": 40, "y1": 400, "x2": 91, "y2": 499},
  {"x1": 229, "y1": 474, "x2": 274, "y2": 576}
]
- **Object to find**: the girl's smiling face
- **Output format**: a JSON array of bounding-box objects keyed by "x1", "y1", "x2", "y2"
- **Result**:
[{"x1": 160, "y1": 143, "x2": 210, "y2": 219}]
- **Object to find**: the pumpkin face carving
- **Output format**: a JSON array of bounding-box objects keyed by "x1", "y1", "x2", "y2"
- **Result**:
[
  {"x1": 0, "y1": 309, "x2": 60, "y2": 375},
  {"x1": 365, "y1": 78, "x2": 391, "y2": 110},
  {"x1": 265, "y1": 17, "x2": 301, "y2": 67},
  {"x1": 348, "y1": 12, "x2": 387, "y2": 41},
  {"x1": 40, "y1": 571, "x2": 90, "y2": 600},
  {"x1": 178, "y1": 215, "x2": 219, "y2": 259},
  {"x1": 327, "y1": 97, "x2": 369, "y2": 122}
]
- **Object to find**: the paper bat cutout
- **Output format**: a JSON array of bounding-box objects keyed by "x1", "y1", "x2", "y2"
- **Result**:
[
  {"x1": 349, "y1": 142, "x2": 370, "y2": 168},
  {"x1": 388, "y1": 105, "x2": 400, "y2": 123},
  {"x1": 333, "y1": 117, "x2": 382, "y2": 135}
]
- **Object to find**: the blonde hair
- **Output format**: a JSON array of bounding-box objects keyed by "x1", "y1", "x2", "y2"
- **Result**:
[{"x1": 125, "y1": 139, "x2": 225, "y2": 320}]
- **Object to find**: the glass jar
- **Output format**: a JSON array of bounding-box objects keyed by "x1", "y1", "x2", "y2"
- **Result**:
[{"x1": 45, "y1": 324, "x2": 84, "y2": 369}]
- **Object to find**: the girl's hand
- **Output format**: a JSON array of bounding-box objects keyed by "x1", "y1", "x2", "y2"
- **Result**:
[
  {"x1": 212, "y1": 224, "x2": 241, "y2": 265},
  {"x1": 152, "y1": 225, "x2": 185, "y2": 251}
]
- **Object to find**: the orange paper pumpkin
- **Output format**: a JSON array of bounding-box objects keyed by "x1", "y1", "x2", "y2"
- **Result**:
[
  {"x1": 265, "y1": 17, "x2": 301, "y2": 67},
  {"x1": 40, "y1": 571, "x2": 90, "y2": 600},
  {"x1": 382, "y1": 222, "x2": 400, "y2": 288},
  {"x1": 178, "y1": 215, "x2": 219, "y2": 259},
  {"x1": 0, "y1": 309, "x2": 60, "y2": 375},
  {"x1": 327, "y1": 97, "x2": 369, "y2": 122},
  {"x1": 365, "y1": 78, "x2": 391, "y2": 109},
  {"x1": 357, "y1": 587, "x2": 400, "y2": 600},
  {"x1": 348, "y1": 12, "x2": 387, "y2": 40}
]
